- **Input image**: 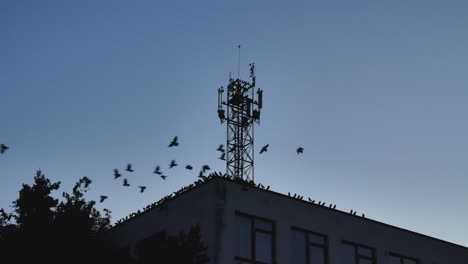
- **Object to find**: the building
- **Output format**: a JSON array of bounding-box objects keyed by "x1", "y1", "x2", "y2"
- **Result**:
[{"x1": 107, "y1": 174, "x2": 468, "y2": 263}]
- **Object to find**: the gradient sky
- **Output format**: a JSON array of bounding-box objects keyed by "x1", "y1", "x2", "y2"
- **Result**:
[{"x1": 1, "y1": 1, "x2": 467, "y2": 247}]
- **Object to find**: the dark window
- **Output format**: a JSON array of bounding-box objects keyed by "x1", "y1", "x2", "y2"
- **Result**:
[
  {"x1": 291, "y1": 226, "x2": 327, "y2": 264},
  {"x1": 235, "y1": 211, "x2": 275, "y2": 264},
  {"x1": 341, "y1": 240, "x2": 376, "y2": 264},
  {"x1": 389, "y1": 252, "x2": 418, "y2": 264}
]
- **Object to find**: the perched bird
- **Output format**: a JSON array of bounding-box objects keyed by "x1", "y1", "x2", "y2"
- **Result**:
[
  {"x1": 202, "y1": 165, "x2": 211, "y2": 173},
  {"x1": 266, "y1": 185, "x2": 270, "y2": 190},
  {"x1": 160, "y1": 175, "x2": 167, "y2": 180},
  {"x1": 296, "y1": 147, "x2": 304, "y2": 155},
  {"x1": 99, "y1": 195, "x2": 108, "y2": 203},
  {"x1": 82, "y1": 177, "x2": 92, "y2": 188},
  {"x1": 362, "y1": 213, "x2": 365, "y2": 218},
  {"x1": 114, "y1": 169, "x2": 121, "y2": 179},
  {"x1": 198, "y1": 171, "x2": 204, "y2": 178},
  {"x1": 126, "y1": 163, "x2": 134, "y2": 172},
  {"x1": 123, "y1": 179, "x2": 130, "y2": 187},
  {"x1": 153, "y1": 166, "x2": 161, "y2": 175},
  {"x1": 308, "y1": 197, "x2": 312, "y2": 202},
  {"x1": 288, "y1": 192, "x2": 291, "y2": 196},
  {"x1": 168, "y1": 136, "x2": 179, "y2": 147},
  {"x1": 219, "y1": 153, "x2": 225, "y2": 160},
  {"x1": 350, "y1": 210, "x2": 353, "y2": 214},
  {"x1": 139, "y1": 186, "x2": 147, "y2": 193},
  {"x1": 329, "y1": 204, "x2": 332, "y2": 208},
  {"x1": 0, "y1": 144, "x2": 9, "y2": 154},
  {"x1": 185, "y1": 165, "x2": 193, "y2": 170},
  {"x1": 217, "y1": 144, "x2": 225, "y2": 152},
  {"x1": 169, "y1": 160, "x2": 177, "y2": 168},
  {"x1": 333, "y1": 204, "x2": 336, "y2": 209},
  {"x1": 259, "y1": 144, "x2": 269, "y2": 154}
]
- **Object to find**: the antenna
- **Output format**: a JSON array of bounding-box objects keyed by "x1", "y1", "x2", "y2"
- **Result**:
[
  {"x1": 217, "y1": 62, "x2": 264, "y2": 182},
  {"x1": 237, "y1": 44, "x2": 241, "y2": 79}
]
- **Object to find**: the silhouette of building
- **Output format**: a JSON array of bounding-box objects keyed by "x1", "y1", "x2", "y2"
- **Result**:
[{"x1": 107, "y1": 176, "x2": 468, "y2": 263}]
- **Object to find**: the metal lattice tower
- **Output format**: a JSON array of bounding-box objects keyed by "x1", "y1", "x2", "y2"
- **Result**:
[{"x1": 217, "y1": 63, "x2": 263, "y2": 181}]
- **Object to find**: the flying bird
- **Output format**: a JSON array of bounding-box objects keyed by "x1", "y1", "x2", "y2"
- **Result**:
[
  {"x1": 99, "y1": 195, "x2": 108, "y2": 203},
  {"x1": 138, "y1": 186, "x2": 147, "y2": 193},
  {"x1": 169, "y1": 160, "x2": 177, "y2": 168},
  {"x1": 126, "y1": 163, "x2": 134, "y2": 172},
  {"x1": 219, "y1": 153, "x2": 225, "y2": 160},
  {"x1": 153, "y1": 166, "x2": 161, "y2": 175},
  {"x1": 296, "y1": 147, "x2": 304, "y2": 155},
  {"x1": 0, "y1": 144, "x2": 9, "y2": 154},
  {"x1": 82, "y1": 177, "x2": 92, "y2": 188},
  {"x1": 168, "y1": 136, "x2": 179, "y2": 147},
  {"x1": 259, "y1": 144, "x2": 269, "y2": 154},
  {"x1": 123, "y1": 179, "x2": 130, "y2": 187},
  {"x1": 202, "y1": 165, "x2": 210, "y2": 173},
  {"x1": 160, "y1": 175, "x2": 167, "y2": 180},
  {"x1": 114, "y1": 169, "x2": 121, "y2": 179},
  {"x1": 217, "y1": 144, "x2": 225, "y2": 152},
  {"x1": 185, "y1": 165, "x2": 193, "y2": 170}
]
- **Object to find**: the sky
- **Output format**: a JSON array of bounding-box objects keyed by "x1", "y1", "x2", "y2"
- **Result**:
[{"x1": 1, "y1": 0, "x2": 467, "y2": 247}]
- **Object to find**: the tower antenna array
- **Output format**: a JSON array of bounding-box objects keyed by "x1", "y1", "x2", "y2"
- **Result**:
[{"x1": 217, "y1": 63, "x2": 263, "y2": 181}]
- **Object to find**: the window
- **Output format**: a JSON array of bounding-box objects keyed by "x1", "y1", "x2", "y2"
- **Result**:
[
  {"x1": 291, "y1": 226, "x2": 327, "y2": 264},
  {"x1": 235, "y1": 211, "x2": 275, "y2": 264},
  {"x1": 389, "y1": 252, "x2": 418, "y2": 264},
  {"x1": 341, "y1": 241, "x2": 376, "y2": 264}
]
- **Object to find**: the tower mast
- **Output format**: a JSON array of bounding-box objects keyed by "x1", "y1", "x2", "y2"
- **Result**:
[{"x1": 217, "y1": 63, "x2": 263, "y2": 181}]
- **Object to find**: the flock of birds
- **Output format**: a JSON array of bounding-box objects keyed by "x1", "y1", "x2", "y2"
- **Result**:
[{"x1": 1, "y1": 139, "x2": 367, "y2": 226}]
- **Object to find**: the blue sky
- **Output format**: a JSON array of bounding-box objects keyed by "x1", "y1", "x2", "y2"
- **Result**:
[{"x1": 1, "y1": 1, "x2": 467, "y2": 246}]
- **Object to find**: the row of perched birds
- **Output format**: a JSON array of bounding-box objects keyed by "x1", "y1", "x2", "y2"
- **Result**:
[{"x1": 2, "y1": 139, "x2": 365, "y2": 223}]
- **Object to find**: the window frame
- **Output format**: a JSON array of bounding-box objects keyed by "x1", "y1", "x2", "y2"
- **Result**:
[
  {"x1": 235, "y1": 211, "x2": 276, "y2": 264},
  {"x1": 291, "y1": 226, "x2": 329, "y2": 264},
  {"x1": 342, "y1": 240, "x2": 376, "y2": 264},
  {"x1": 389, "y1": 252, "x2": 419, "y2": 264}
]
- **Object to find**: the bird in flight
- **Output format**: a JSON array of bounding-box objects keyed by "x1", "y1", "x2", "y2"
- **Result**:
[
  {"x1": 169, "y1": 160, "x2": 177, "y2": 168},
  {"x1": 126, "y1": 163, "x2": 134, "y2": 172},
  {"x1": 153, "y1": 165, "x2": 161, "y2": 175},
  {"x1": 82, "y1": 177, "x2": 92, "y2": 188},
  {"x1": 0, "y1": 144, "x2": 9, "y2": 154},
  {"x1": 296, "y1": 147, "x2": 304, "y2": 155},
  {"x1": 259, "y1": 144, "x2": 269, "y2": 154},
  {"x1": 114, "y1": 169, "x2": 121, "y2": 179},
  {"x1": 202, "y1": 165, "x2": 210, "y2": 173},
  {"x1": 219, "y1": 153, "x2": 225, "y2": 161},
  {"x1": 160, "y1": 175, "x2": 167, "y2": 180},
  {"x1": 217, "y1": 144, "x2": 225, "y2": 152},
  {"x1": 168, "y1": 136, "x2": 179, "y2": 147},
  {"x1": 185, "y1": 165, "x2": 193, "y2": 170},
  {"x1": 123, "y1": 179, "x2": 130, "y2": 187},
  {"x1": 139, "y1": 186, "x2": 147, "y2": 193},
  {"x1": 99, "y1": 195, "x2": 108, "y2": 203}
]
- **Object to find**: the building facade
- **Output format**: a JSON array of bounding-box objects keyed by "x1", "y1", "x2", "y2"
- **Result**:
[{"x1": 107, "y1": 176, "x2": 468, "y2": 263}]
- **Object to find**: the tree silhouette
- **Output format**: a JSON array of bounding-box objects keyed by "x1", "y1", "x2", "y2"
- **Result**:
[{"x1": 0, "y1": 170, "x2": 210, "y2": 264}]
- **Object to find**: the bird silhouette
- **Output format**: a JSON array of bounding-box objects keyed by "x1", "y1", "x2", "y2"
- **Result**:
[
  {"x1": 126, "y1": 163, "x2": 134, "y2": 172},
  {"x1": 82, "y1": 177, "x2": 92, "y2": 188},
  {"x1": 198, "y1": 171, "x2": 204, "y2": 178},
  {"x1": 169, "y1": 160, "x2": 177, "y2": 168},
  {"x1": 114, "y1": 169, "x2": 121, "y2": 179},
  {"x1": 138, "y1": 186, "x2": 146, "y2": 193},
  {"x1": 217, "y1": 144, "x2": 225, "y2": 152},
  {"x1": 350, "y1": 210, "x2": 353, "y2": 214},
  {"x1": 99, "y1": 195, "x2": 108, "y2": 203},
  {"x1": 296, "y1": 147, "x2": 304, "y2": 155},
  {"x1": 123, "y1": 179, "x2": 130, "y2": 187},
  {"x1": 219, "y1": 152, "x2": 226, "y2": 160},
  {"x1": 202, "y1": 165, "x2": 210, "y2": 173},
  {"x1": 168, "y1": 136, "x2": 178, "y2": 147},
  {"x1": 333, "y1": 204, "x2": 336, "y2": 209},
  {"x1": 153, "y1": 165, "x2": 161, "y2": 175},
  {"x1": 185, "y1": 165, "x2": 193, "y2": 170},
  {"x1": 362, "y1": 213, "x2": 365, "y2": 218},
  {"x1": 160, "y1": 175, "x2": 167, "y2": 180},
  {"x1": 266, "y1": 185, "x2": 270, "y2": 190},
  {"x1": 0, "y1": 144, "x2": 9, "y2": 154},
  {"x1": 259, "y1": 144, "x2": 269, "y2": 154}
]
